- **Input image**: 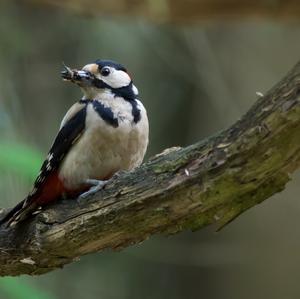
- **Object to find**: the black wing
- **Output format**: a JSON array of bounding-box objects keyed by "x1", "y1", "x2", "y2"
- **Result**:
[
  {"x1": 31, "y1": 104, "x2": 87, "y2": 195},
  {"x1": 0, "y1": 104, "x2": 88, "y2": 226}
]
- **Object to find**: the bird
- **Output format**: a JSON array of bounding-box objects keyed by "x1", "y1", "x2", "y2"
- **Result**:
[{"x1": 0, "y1": 59, "x2": 149, "y2": 227}]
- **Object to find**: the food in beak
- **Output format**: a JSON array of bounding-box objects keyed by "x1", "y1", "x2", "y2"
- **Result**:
[
  {"x1": 61, "y1": 63, "x2": 93, "y2": 83},
  {"x1": 61, "y1": 63, "x2": 74, "y2": 81}
]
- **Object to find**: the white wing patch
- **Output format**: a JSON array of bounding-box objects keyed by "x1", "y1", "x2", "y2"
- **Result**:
[{"x1": 23, "y1": 104, "x2": 88, "y2": 206}]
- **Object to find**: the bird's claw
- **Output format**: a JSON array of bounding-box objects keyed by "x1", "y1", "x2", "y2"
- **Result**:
[
  {"x1": 77, "y1": 171, "x2": 127, "y2": 203},
  {"x1": 78, "y1": 179, "x2": 109, "y2": 200}
]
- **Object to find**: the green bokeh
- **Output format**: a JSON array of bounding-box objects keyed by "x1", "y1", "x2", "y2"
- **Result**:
[
  {"x1": 0, "y1": 278, "x2": 54, "y2": 299},
  {"x1": 0, "y1": 142, "x2": 43, "y2": 181},
  {"x1": 0, "y1": 143, "x2": 53, "y2": 298}
]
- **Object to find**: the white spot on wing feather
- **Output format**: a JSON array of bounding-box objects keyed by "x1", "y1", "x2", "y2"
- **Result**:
[{"x1": 46, "y1": 162, "x2": 52, "y2": 171}]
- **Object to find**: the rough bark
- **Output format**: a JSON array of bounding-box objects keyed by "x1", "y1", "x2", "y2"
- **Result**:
[
  {"x1": 0, "y1": 61, "x2": 300, "y2": 276},
  {"x1": 25, "y1": 0, "x2": 300, "y2": 22}
]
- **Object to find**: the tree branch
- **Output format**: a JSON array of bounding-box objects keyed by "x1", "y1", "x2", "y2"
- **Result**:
[
  {"x1": 1, "y1": 61, "x2": 300, "y2": 276},
  {"x1": 26, "y1": 0, "x2": 300, "y2": 22}
]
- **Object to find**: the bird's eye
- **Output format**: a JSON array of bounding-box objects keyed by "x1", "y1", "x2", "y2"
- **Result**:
[{"x1": 101, "y1": 67, "x2": 110, "y2": 77}]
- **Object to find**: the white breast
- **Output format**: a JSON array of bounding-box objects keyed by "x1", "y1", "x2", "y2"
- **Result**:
[{"x1": 58, "y1": 97, "x2": 149, "y2": 189}]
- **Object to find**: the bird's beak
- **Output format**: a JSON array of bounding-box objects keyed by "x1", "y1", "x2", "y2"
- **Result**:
[{"x1": 61, "y1": 64, "x2": 94, "y2": 86}]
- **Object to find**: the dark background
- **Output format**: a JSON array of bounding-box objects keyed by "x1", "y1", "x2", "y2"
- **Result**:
[{"x1": 0, "y1": 1, "x2": 300, "y2": 299}]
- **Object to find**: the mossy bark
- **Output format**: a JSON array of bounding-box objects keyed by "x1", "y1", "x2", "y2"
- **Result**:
[{"x1": 0, "y1": 61, "x2": 300, "y2": 276}]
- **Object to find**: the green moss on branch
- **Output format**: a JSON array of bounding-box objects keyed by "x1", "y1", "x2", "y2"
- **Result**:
[{"x1": 0, "y1": 61, "x2": 300, "y2": 276}]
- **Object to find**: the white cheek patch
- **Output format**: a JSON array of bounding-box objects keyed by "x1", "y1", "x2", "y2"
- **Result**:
[{"x1": 101, "y1": 69, "x2": 131, "y2": 88}]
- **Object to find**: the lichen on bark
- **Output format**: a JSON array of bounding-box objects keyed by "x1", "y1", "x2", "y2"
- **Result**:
[{"x1": 0, "y1": 61, "x2": 300, "y2": 276}]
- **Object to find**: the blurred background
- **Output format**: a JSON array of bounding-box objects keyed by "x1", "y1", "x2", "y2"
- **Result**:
[{"x1": 1, "y1": 1, "x2": 300, "y2": 298}]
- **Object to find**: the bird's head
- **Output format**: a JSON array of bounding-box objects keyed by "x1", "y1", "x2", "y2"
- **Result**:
[{"x1": 61, "y1": 59, "x2": 138, "y2": 100}]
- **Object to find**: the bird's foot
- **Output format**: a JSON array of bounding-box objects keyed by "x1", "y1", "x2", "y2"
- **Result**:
[
  {"x1": 79, "y1": 179, "x2": 109, "y2": 200},
  {"x1": 78, "y1": 171, "x2": 128, "y2": 202}
]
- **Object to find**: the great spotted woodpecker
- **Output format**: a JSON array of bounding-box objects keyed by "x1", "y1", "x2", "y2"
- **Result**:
[{"x1": 0, "y1": 60, "x2": 149, "y2": 226}]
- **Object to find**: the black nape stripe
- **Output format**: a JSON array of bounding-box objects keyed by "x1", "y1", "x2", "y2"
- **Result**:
[
  {"x1": 89, "y1": 81, "x2": 142, "y2": 124},
  {"x1": 92, "y1": 100, "x2": 119, "y2": 128},
  {"x1": 128, "y1": 100, "x2": 141, "y2": 124},
  {"x1": 109, "y1": 83, "x2": 141, "y2": 124},
  {"x1": 79, "y1": 99, "x2": 92, "y2": 104},
  {"x1": 112, "y1": 83, "x2": 136, "y2": 101}
]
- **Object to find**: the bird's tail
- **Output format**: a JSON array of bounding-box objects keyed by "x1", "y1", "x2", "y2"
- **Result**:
[{"x1": 0, "y1": 198, "x2": 38, "y2": 227}]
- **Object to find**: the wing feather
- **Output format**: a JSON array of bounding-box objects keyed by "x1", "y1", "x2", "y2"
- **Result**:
[
  {"x1": 0, "y1": 102, "x2": 88, "y2": 226},
  {"x1": 27, "y1": 103, "x2": 88, "y2": 203}
]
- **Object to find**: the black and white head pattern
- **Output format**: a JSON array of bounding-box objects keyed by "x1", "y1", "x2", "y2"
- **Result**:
[
  {"x1": 81, "y1": 60, "x2": 141, "y2": 124},
  {"x1": 82, "y1": 60, "x2": 138, "y2": 99}
]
